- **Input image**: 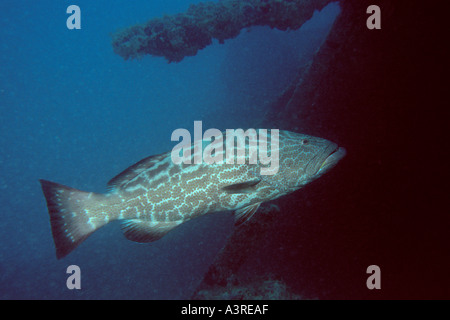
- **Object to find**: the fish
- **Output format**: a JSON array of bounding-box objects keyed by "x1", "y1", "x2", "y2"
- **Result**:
[{"x1": 39, "y1": 130, "x2": 346, "y2": 259}]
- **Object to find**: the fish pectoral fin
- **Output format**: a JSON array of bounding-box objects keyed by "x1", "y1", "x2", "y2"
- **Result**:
[
  {"x1": 121, "y1": 219, "x2": 182, "y2": 243},
  {"x1": 222, "y1": 179, "x2": 261, "y2": 194},
  {"x1": 234, "y1": 202, "x2": 261, "y2": 226}
]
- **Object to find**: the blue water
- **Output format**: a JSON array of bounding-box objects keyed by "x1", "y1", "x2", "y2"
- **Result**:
[{"x1": 0, "y1": 0, "x2": 339, "y2": 299}]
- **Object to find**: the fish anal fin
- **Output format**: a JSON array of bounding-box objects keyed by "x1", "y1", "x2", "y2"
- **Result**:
[
  {"x1": 121, "y1": 219, "x2": 181, "y2": 243},
  {"x1": 234, "y1": 202, "x2": 261, "y2": 226},
  {"x1": 222, "y1": 179, "x2": 261, "y2": 194}
]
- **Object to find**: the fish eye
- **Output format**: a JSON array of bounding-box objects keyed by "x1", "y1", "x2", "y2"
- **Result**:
[{"x1": 302, "y1": 139, "x2": 309, "y2": 145}]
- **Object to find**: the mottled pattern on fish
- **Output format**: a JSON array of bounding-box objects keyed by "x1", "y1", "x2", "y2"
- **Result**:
[{"x1": 40, "y1": 130, "x2": 346, "y2": 259}]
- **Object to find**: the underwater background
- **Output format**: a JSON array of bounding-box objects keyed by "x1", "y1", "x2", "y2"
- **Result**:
[
  {"x1": 0, "y1": 0, "x2": 340, "y2": 299},
  {"x1": 1, "y1": 0, "x2": 448, "y2": 300}
]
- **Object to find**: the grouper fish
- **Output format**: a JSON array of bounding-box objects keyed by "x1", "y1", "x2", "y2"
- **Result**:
[{"x1": 40, "y1": 130, "x2": 346, "y2": 259}]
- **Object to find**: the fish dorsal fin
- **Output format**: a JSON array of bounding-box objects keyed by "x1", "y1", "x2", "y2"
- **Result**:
[
  {"x1": 121, "y1": 219, "x2": 182, "y2": 243},
  {"x1": 221, "y1": 179, "x2": 261, "y2": 194},
  {"x1": 107, "y1": 152, "x2": 170, "y2": 192},
  {"x1": 234, "y1": 202, "x2": 261, "y2": 226}
]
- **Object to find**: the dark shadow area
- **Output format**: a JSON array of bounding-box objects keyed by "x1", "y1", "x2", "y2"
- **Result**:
[{"x1": 193, "y1": 0, "x2": 448, "y2": 299}]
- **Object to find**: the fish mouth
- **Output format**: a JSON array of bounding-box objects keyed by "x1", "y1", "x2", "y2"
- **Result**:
[{"x1": 317, "y1": 146, "x2": 347, "y2": 174}]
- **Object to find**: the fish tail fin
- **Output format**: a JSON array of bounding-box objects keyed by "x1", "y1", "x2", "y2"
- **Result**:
[{"x1": 39, "y1": 179, "x2": 113, "y2": 259}]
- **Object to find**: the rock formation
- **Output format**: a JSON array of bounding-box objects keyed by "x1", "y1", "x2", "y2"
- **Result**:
[{"x1": 112, "y1": 0, "x2": 332, "y2": 62}]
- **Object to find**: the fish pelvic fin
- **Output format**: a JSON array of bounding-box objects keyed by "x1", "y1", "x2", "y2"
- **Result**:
[
  {"x1": 234, "y1": 202, "x2": 261, "y2": 226},
  {"x1": 39, "y1": 179, "x2": 113, "y2": 259}
]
